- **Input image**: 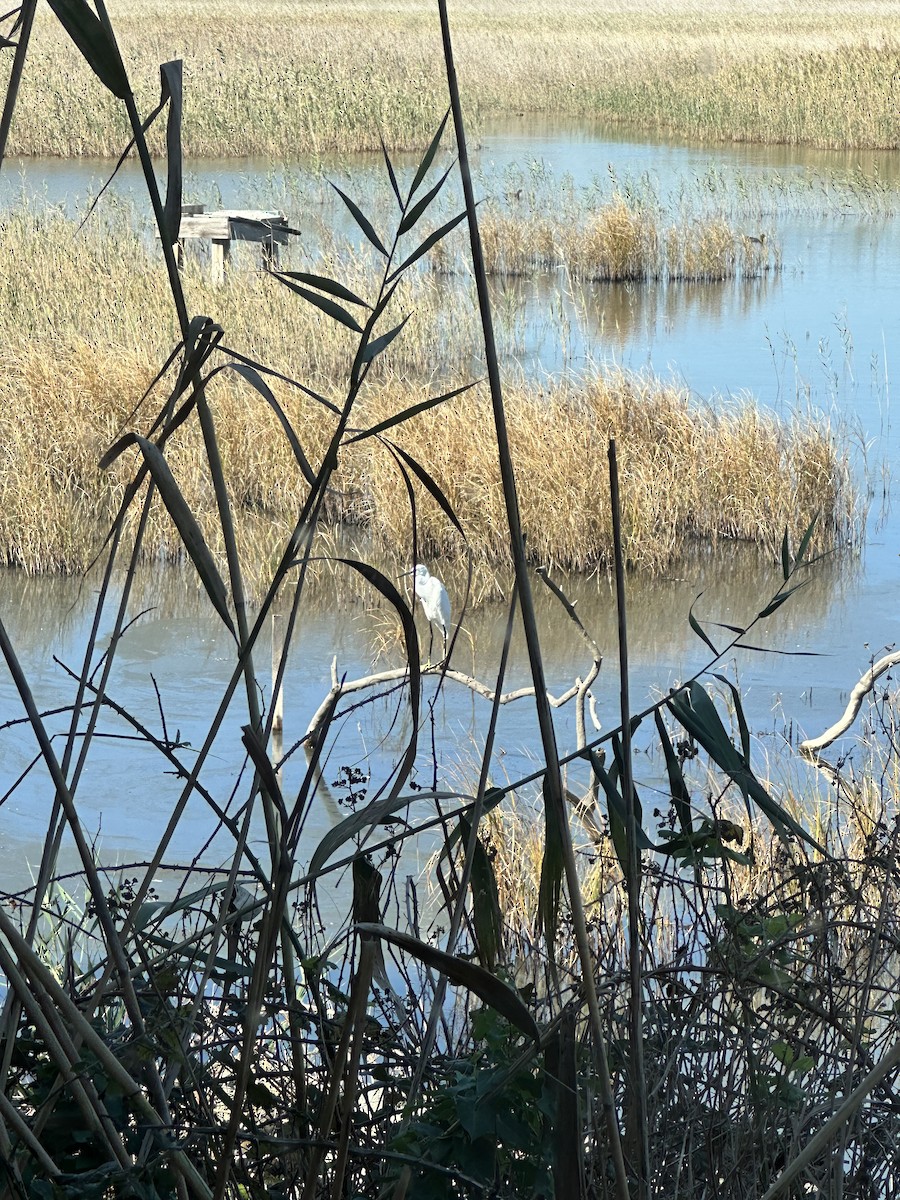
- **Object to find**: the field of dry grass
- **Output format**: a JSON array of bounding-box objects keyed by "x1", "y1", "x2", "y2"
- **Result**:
[
  {"x1": 0, "y1": 203, "x2": 856, "y2": 587},
  {"x1": 4, "y1": 1, "x2": 900, "y2": 157}
]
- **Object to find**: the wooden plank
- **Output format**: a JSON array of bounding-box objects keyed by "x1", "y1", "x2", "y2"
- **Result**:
[
  {"x1": 177, "y1": 210, "x2": 288, "y2": 242},
  {"x1": 178, "y1": 213, "x2": 232, "y2": 240}
]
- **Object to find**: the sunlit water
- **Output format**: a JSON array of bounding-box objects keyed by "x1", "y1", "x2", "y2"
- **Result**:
[{"x1": 1, "y1": 118, "x2": 899, "y2": 901}]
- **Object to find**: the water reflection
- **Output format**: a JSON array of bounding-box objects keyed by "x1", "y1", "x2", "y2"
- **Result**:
[{"x1": 0, "y1": 539, "x2": 861, "y2": 893}]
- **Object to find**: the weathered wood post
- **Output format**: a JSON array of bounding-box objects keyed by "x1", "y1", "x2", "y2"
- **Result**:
[{"x1": 210, "y1": 237, "x2": 231, "y2": 286}]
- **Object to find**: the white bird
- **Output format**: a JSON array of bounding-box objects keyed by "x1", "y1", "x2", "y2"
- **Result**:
[{"x1": 405, "y1": 563, "x2": 451, "y2": 660}]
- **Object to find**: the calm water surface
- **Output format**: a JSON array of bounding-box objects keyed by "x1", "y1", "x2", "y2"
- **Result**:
[{"x1": 1, "y1": 119, "x2": 898, "y2": 895}]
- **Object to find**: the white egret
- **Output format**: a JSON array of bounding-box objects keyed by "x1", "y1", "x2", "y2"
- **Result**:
[{"x1": 405, "y1": 563, "x2": 451, "y2": 660}]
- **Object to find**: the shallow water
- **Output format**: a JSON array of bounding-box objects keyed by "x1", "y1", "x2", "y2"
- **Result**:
[{"x1": 1, "y1": 118, "x2": 898, "y2": 901}]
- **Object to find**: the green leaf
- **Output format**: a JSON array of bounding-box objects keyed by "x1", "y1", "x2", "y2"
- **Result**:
[
  {"x1": 712, "y1": 673, "x2": 751, "y2": 763},
  {"x1": 345, "y1": 381, "x2": 477, "y2": 444},
  {"x1": 538, "y1": 776, "x2": 566, "y2": 948},
  {"x1": 668, "y1": 684, "x2": 827, "y2": 855},
  {"x1": 387, "y1": 442, "x2": 468, "y2": 537},
  {"x1": 459, "y1": 815, "x2": 503, "y2": 973},
  {"x1": 390, "y1": 208, "x2": 467, "y2": 279},
  {"x1": 407, "y1": 107, "x2": 451, "y2": 202},
  {"x1": 133, "y1": 880, "x2": 231, "y2": 931},
  {"x1": 241, "y1": 724, "x2": 287, "y2": 822},
  {"x1": 273, "y1": 270, "x2": 369, "y2": 308},
  {"x1": 308, "y1": 789, "x2": 465, "y2": 878},
  {"x1": 218, "y1": 343, "x2": 343, "y2": 416},
  {"x1": 795, "y1": 515, "x2": 818, "y2": 567},
  {"x1": 356, "y1": 923, "x2": 539, "y2": 1045},
  {"x1": 360, "y1": 314, "x2": 410, "y2": 364},
  {"x1": 131, "y1": 436, "x2": 235, "y2": 636},
  {"x1": 757, "y1": 582, "x2": 806, "y2": 619},
  {"x1": 380, "y1": 133, "x2": 403, "y2": 209},
  {"x1": 780, "y1": 527, "x2": 791, "y2": 582},
  {"x1": 688, "y1": 594, "x2": 719, "y2": 656},
  {"x1": 654, "y1": 709, "x2": 692, "y2": 835},
  {"x1": 46, "y1": 0, "x2": 129, "y2": 98},
  {"x1": 352, "y1": 856, "x2": 383, "y2": 925},
  {"x1": 330, "y1": 181, "x2": 388, "y2": 256},
  {"x1": 271, "y1": 273, "x2": 364, "y2": 333},
  {"x1": 398, "y1": 161, "x2": 455, "y2": 236},
  {"x1": 591, "y1": 748, "x2": 653, "y2": 879},
  {"x1": 669, "y1": 682, "x2": 742, "y2": 772},
  {"x1": 160, "y1": 60, "x2": 183, "y2": 249}
]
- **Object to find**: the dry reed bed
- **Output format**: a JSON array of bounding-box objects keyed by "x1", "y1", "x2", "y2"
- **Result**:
[
  {"x1": 0, "y1": 205, "x2": 855, "y2": 582},
  {"x1": 447, "y1": 199, "x2": 777, "y2": 281},
  {"x1": 5, "y1": 1, "x2": 900, "y2": 157},
  {"x1": 0, "y1": 335, "x2": 856, "y2": 584}
]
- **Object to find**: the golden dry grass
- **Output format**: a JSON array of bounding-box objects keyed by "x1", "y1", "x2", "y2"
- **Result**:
[
  {"x1": 0, "y1": 203, "x2": 856, "y2": 585},
  {"x1": 4, "y1": 1, "x2": 900, "y2": 157},
  {"x1": 461, "y1": 200, "x2": 777, "y2": 281},
  {"x1": 0, "y1": 335, "x2": 856, "y2": 585}
]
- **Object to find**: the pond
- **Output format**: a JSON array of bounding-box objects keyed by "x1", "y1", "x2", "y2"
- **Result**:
[{"x1": 1, "y1": 117, "x2": 898, "y2": 902}]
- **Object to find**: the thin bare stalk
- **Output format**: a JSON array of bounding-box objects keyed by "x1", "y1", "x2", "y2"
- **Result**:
[
  {"x1": 0, "y1": 0, "x2": 37, "y2": 164},
  {"x1": 609, "y1": 438, "x2": 649, "y2": 1192},
  {"x1": 437, "y1": 4, "x2": 629, "y2": 1195}
]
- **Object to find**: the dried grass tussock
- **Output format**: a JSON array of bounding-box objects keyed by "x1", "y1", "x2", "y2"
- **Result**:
[
  {"x1": 462, "y1": 200, "x2": 777, "y2": 282},
  {"x1": 0, "y1": 332, "x2": 856, "y2": 584},
  {"x1": 363, "y1": 376, "x2": 855, "y2": 573},
  {"x1": 5, "y1": 0, "x2": 900, "y2": 156}
]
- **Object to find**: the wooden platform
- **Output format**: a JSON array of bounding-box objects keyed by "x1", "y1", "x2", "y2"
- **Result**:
[{"x1": 168, "y1": 206, "x2": 294, "y2": 283}]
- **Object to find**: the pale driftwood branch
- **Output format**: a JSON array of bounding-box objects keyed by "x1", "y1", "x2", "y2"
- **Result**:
[
  {"x1": 799, "y1": 650, "x2": 900, "y2": 758},
  {"x1": 304, "y1": 664, "x2": 590, "y2": 745},
  {"x1": 587, "y1": 689, "x2": 602, "y2": 733}
]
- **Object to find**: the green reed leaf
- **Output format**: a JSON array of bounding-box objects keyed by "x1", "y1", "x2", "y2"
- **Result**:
[
  {"x1": 380, "y1": 133, "x2": 403, "y2": 209},
  {"x1": 160, "y1": 60, "x2": 183, "y2": 249},
  {"x1": 330, "y1": 181, "x2": 388, "y2": 256},
  {"x1": 390, "y1": 208, "x2": 467, "y2": 278},
  {"x1": 227, "y1": 362, "x2": 316, "y2": 486},
  {"x1": 386, "y1": 442, "x2": 467, "y2": 537},
  {"x1": 357, "y1": 923, "x2": 539, "y2": 1044},
  {"x1": 669, "y1": 682, "x2": 742, "y2": 772},
  {"x1": 407, "y1": 107, "x2": 450, "y2": 202},
  {"x1": 274, "y1": 270, "x2": 370, "y2": 308},
  {"x1": 271, "y1": 272, "x2": 364, "y2": 333},
  {"x1": 654, "y1": 709, "x2": 693, "y2": 835},
  {"x1": 712, "y1": 673, "x2": 751, "y2": 763},
  {"x1": 458, "y1": 815, "x2": 503, "y2": 973},
  {"x1": 538, "y1": 774, "x2": 566, "y2": 947},
  {"x1": 131, "y1": 435, "x2": 235, "y2": 637},
  {"x1": 688, "y1": 594, "x2": 719, "y2": 656},
  {"x1": 398, "y1": 161, "x2": 455, "y2": 236},
  {"x1": 758, "y1": 582, "x2": 806, "y2": 619},
  {"x1": 361, "y1": 314, "x2": 409, "y2": 364},
  {"x1": 346, "y1": 381, "x2": 476, "y2": 445},
  {"x1": 308, "y1": 790, "x2": 464, "y2": 878},
  {"x1": 46, "y1": 0, "x2": 129, "y2": 98},
  {"x1": 795, "y1": 514, "x2": 819, "y2": 568}
]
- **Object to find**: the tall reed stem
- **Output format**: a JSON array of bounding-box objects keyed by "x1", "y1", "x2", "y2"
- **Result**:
[
  {"x1": 438, "y1": 3, "x2": 630, "y2": 1195},
  {"x1": 609, "y1": 438, "x2": 649, "y2": 1193}
]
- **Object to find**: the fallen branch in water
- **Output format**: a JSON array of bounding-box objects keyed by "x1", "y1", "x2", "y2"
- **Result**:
[
  {"x1": 303, "y1": 656, "x2": 601, "y2": 747},
  {"x1": 799, "y1": 649, "x2": 900, "y2": 759}
]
